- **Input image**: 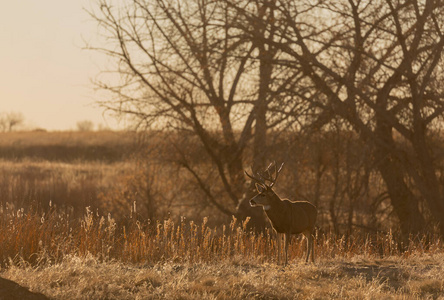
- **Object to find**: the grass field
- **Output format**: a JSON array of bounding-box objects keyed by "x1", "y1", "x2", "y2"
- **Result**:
[
  {"x1": 0, "y1": 130, "x2": 136, "y2": 161},
  {"x1": 2, "y1": 253, "x2": 444, "y2": 299},
  {"x1": 0, "y1": 131, "x2": 443, "y2": 299},
  {"x1": 0, "y1": 205, "x2": 443, "y2": 299}
]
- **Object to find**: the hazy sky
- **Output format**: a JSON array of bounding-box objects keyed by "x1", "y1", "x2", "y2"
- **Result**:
[{"x1": 0, "y1": 1, "x2": 118, "y2": 131}]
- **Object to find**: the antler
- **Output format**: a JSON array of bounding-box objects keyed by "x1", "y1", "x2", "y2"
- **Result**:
[
  {"x1": 270, "y1": 162, "x2": 284, "y2": 187},
  {"x1": 245, "y1": 162, "x2": 284, "y2": 187},
  {"x1": 258, "y1": 161, "x2": 284, "y2": 187},
  {"x1": 244, "y1": 168, "x2": 266, "y2": 185}
]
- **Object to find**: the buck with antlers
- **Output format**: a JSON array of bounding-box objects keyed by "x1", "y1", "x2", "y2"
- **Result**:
[{"x1": 245, "y1": 162, "x2": 317, "y2": 265}]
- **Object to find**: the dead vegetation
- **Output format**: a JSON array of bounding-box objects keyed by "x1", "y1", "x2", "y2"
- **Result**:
[
  {"x1": 0, "y1": 131, "x2": 443, "y2": 298},
  {"x1": 0, "y1": 204, "x2": 443, "y2": 299},
  {"x1": 0, "y1": 131, "x2": 136, "y2": 162},
  {"x1": 2, "y1": 252, "x2": 444, "y2": 299}
]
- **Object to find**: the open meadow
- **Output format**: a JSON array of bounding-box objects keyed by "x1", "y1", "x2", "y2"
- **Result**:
[
  {"x1": 1, "y1": 203, "x2": 444, "y2": 299},
  {"x1": 4, "y1": 0, "x2": 444, "y2": 298},
  {"x1": 0, "y1": 208, "x2": 443, "y2": 299},
  {"x1": 2, "y1": 252, "x2": 444, "y2": 299},
  {"x1": 0, "y1": 131, "x2": 443, "y2": 299}
]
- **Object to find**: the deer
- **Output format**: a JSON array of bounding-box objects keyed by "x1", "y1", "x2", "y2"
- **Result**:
[{"x1": 245, "y1": 162, "x2": 317, "y2": 265}]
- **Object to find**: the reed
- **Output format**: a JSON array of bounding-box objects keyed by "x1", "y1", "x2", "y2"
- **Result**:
[{"x1": 1, "y1": 204, "x2": 442, "y2": 269}]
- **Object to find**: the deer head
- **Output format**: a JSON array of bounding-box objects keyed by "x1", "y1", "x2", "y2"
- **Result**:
[{"x1": 245, "y1": 162, "x2": 284, "y2": 210}]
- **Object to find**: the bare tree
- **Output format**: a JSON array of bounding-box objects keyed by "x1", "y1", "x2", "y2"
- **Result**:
[
  {"x1": 77, "y1": 120, "x2": 95, "y2": 132},
  {"x1": 88, "y1": 0, "x2": 302, "y2": 227},
  {"x1": 89, "y1": 0, "x2": 444, "y2": 237},
  {"x1": 0, "y1": 114, "x2": 6, "y2": 132},
  {"x1": 240, "y1": 0, "x2": 444, "y2": 236},
  {"x1": 0, "y1": 111, "x2": 24, "y2": 132}
]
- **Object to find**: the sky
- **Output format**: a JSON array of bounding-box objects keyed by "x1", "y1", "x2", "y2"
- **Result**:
[{"x1": 0, "y1": 1, "x2": 120, "y2": 131}]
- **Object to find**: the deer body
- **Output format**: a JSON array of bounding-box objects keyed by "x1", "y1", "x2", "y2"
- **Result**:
[
  {"x1": 246, "y1": 163, "x2": 317, "y2": 265},
  {"x1": 262, "y1": 197, "x2": 317, "y2": 235}
]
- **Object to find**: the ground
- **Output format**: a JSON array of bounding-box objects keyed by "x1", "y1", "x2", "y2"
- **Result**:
[{"x1": 1, "y1": 253, "x2": 443, "y2": 299}]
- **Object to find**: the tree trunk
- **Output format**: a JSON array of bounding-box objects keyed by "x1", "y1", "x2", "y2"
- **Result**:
[
  {"x1": 376, "y1": 156, "x2": 425, "y2": 235},
  {"x1": 235, "y1": 31, "x2": 274, "y2": 232},
  {"x1": 373, "y1": 124, "x2": 426, "y2": 236},
  {"x1": 410, "y1": 131, "x2": 444, "y2": 236}
]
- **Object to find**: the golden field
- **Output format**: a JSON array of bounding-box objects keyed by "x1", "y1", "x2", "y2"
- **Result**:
[
  {"x1": 0, "y1": 206, "x2": 443, "y2": 299},
  {"x1": 0, "y1": 131, "x2": 443, "y2": 299}
]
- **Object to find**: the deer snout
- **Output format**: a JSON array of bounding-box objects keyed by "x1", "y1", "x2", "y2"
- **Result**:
[{"x1": 249, "y1": 199, "x2": 257, "y2": 207}]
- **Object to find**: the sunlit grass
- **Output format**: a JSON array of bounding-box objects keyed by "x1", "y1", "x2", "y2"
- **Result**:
[
  {"x1": 0, "y1": 130, "x2": 134, "y2": 148},
  {"x1": 1, "y1": 205, "x2": 442, "y2": 267},
  {"x1": 6, "y1": 254, "x2": 444, "y2": 299},
  {"x1": 0, "y1": 205, "x2": 443, "y2": 299},
  {"x1": 0, "y1": 159, "x2": 133, "y2": 220},
  {"x1": 0, "y1": 131, "x2": 443, "y2": 298}
]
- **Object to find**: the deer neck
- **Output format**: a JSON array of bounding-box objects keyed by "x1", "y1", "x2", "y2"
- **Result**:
[{"x1": 263, "y1": 191, "x2": 281, "y2": 211}]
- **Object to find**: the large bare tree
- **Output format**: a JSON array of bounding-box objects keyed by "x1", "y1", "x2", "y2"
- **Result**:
[
  {"x1": 89, "y1": 0, "x2": 302, "y2": 227},
  {"x1": 238, "y1": 0, "x2": 444, "y2": 236},
  {"x1": 90, "y1": 0, "x2": 444, "y2": 236}
]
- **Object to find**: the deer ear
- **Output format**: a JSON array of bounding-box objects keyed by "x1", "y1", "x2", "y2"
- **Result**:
[{"x1": 255, "y1": 183, "x2": 266, "y2": 193}]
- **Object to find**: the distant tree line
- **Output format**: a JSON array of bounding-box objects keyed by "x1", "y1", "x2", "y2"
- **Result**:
[
  {"x1": 89, "y1": 0, "x2": 444, "y2": 238},
  {"x1": 77, "y1": 120, "x2": 95, "y2": 132},
  {"x1": 0, "y1": 111, "x2": 24, "y2": 132}
]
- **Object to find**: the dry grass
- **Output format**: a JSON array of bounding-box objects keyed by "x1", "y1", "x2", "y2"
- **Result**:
[
  {"x1": 0, "y1": 131, "x2": 137, "y2": 162},
  {"x1": 0, "y1": 158, "x2": 213, "y2": 224},
  {"x1": 2, "y1": 253, "x2": 444, "y2": 299},
  {"x1": 1, "y1": 204, "x2": 442, "y2": 266},
  {"x1": 0, "y1": 206, "x2": 431, "y2": 266},
  {"x1": 0, "y1": 207, "x2": 443, "y2": 299},
  {"x1": 0, "y1": 159, "x2": 134, "y2": 219},
  {"x1": 0, "y1": 131, "x2": 134, "y2": 147},
  {"x1": 0, "y1": 130, "x2": 399, "y2": 232},
  {"x1": 1, "y1": 131, "x2": 443, "y2": 298}
]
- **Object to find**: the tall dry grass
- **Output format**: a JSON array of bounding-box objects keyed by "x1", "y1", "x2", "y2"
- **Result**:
[
  {"x1": 0, "y1": 130, "x2": 400, "y2": 233},
  {"x1": 0, "y1": 158, "x2": 219, "y2": 227},
  {"x1": 1, "y1": 203, "x2": 442, "y2": 269},
  {"x1": 1, "y1": 205, "x2": 443, "y2": 299},
  {"x1": 0, "y1": 159, "x2": 134, "y2": 218},
  {"x1": 1, "y1": 131, "x2": 443, "y2": 298},
  {"x1": 3, "y1": 252, "x2": 444, "y2": 299}
]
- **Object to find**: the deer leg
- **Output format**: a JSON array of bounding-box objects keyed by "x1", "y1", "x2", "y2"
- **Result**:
[
  {"x1": 284, "y1": 233, "x2": 290, "y2": 266},
  {"x1": 310, "y1": 233, "x2": 315, "y2": 263},
  {"x1": 303, "y1": 230, "x2": 311, "y2": 263},
  {"x1": 276, "y1": 232, "x2": 281, "y2": 264}
]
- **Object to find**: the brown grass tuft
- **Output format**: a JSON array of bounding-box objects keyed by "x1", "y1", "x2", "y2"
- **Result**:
[{"x1": 2, "y1": 254, "x2": 444, "y2": 299}]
